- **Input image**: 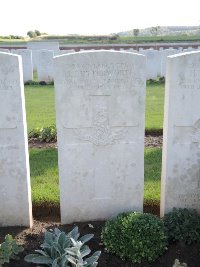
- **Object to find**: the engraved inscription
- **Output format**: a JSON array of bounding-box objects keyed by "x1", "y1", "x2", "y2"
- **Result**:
[
  {"x1": 0, "y1": 65, "x2": 16, "y2": 76},
  {"x1": 74, "y1": 105, "x2": 126, "y2": 146},
  {"x1": 63, "y1": 63, "x2": 144, "y2": 90},
  {"x1": 0, "y1": 79, "x2": 18, "y2": 90},
  {"x1": 179, "y1": 68, "x2": 200, "y2": 90},
  {"x1": 179, "y1": 193, "x2": 200, "y2": 209}
]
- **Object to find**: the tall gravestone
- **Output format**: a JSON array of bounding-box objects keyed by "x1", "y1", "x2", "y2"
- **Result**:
[
  {"x1": 161, "y1": 51, "x2": 200, "y2": 216},
  {"x1": 0, "y1": 49, "x2": 9, "y2": 53},
  {"x1": 11, "y1": 49, "x2": 33, "y2": 82},
  {"x1": 37, "y1": 50, "x2": 54, "y2": 83},
  {"x1": 54, "y1": 51, "x2": 146, "y2": 224},
  {"x1": 140, "y1": 49, "x2": 162, "y2": 80},
  {"x1": 0, "y1": 52, "x2": 32, "y2": 226},
  {"x1": 59, "y1": 49, "x2": 75, "y2": 55},
  {"x1": 27, "y1": 41, "x2": 59, "y2": 70},
  {"x1": 160, "y1": 49, "x2": 179, "y2": 77}
]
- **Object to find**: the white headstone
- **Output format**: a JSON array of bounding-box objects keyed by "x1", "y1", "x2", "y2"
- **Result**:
[
  {"x1": 0, "y1": 49, "x2": 9, "y2": 53},
  {"x1": 54, "y1": 51, "x2": 146, "y2": 224},
  {"x1": 37, "y1": 50, "x2": 54, "y2": 83},
  {"x1": 27, "y1": 42, "x2": 59, "y2": 70},
  {"x1": 59, "y1": 49, "x2": 75, "y2": 55},
  {"x1": 128, "y1": 48, "x2": 138, "y2": 53},
  {"x1": 161, "y1": 49, "x2": 179, "y2": 77},
  {"x1": 140, "y1": 49, "x2": 162, "y2": 79},
  {"x1": 183, "y1": 47, "x2": 196, "y2": 52},
  {"x1": 161, "y1": 51, "x2": 200, "y2": 216},
  {"x1": 11, "y1": 49, "x2": 33, "y2": 82},
  {"x1": 0, "y1": 52, "x2": 32, "y2": 226}
]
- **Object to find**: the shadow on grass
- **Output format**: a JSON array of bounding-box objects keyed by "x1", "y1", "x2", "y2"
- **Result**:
[{"x1": 144, "y1": 148, "x2": 162, "y2": 182}]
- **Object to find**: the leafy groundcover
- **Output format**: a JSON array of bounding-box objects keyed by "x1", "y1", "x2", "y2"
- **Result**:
[{"x1": 0, "y1": 218, "x2": 200, "y2": 267}]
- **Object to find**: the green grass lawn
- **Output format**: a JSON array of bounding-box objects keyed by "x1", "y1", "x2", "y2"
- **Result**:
[
  {"x1": 25, "y1": 83, "x2": 165, "y2": 132},
  {"x1": 30, "y1": 148, "x2": 59, "y2": 204},
  {"x1": 144, "y1": 148, "x2": 162, "y2": 201},
  {"x1": 1, "y1": 34, "x2": 199, "y2": 45},
  {"x1": 25, "y1": 84, "x2": 56, "y2": 132},
  {"x1": 29, "y1": 147, "x2": 162, "y2": 205},
  {"x1": 145, "y1": 84, "x2": 165, "y2": 131}
]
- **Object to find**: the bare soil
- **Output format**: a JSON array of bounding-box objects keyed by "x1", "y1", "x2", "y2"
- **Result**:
[{"x1": 28, "y1": 135, "x2": 163, "y2": 149}]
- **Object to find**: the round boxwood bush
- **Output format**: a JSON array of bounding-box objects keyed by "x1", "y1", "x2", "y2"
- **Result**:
[
  {"x1": 163, "y1": 208, "x2": 200, "y2": 244},
  {"x1": 101, "y1": 212, "x2": 167, "y2": 263}
]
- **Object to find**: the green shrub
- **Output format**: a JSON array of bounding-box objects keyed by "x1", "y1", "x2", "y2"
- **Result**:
[
  {"x1": 101, "y1": 212, "x2": 167, "y2": 263},
  {"x1": 24, "y1": 80, "x2": 39, "y2": 85},
  {"x1": 163, "y1": 208, "x2": 200, "y2": 244},
  {"x1": 0, "y1": 234, "x2": 24, "y2": 266},
  {"x1": 25, "y1": 227, "x2": 101, "y2": 267},
  {"x1": 29, "y1": 125, "x2": 57, "y2": 142}
]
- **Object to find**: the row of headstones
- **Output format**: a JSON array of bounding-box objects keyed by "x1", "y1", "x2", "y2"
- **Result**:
[
  {"x1": 1, "y1": 45, "x2": 200, "y2": 83},
  {"x1": 0, "y1": 50, "x2": 199, "y2": 227},
  {"x1": 0, "y1": 48, "x2": 75, "y2": 83}
]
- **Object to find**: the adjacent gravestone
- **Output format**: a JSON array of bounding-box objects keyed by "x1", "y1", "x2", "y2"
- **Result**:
[
  {"x1": 54, "y1": 51, "x2": 146, "y2": 224},
  {"x1": 11, "y1": 49, "x2": 33, "y2": 82},
  {"x1": 128, "y1": 48, "x2": 138, "y2": 53},
  {"x1": 37, "y1": 50, "x2": 54, "y2": 83},
  {"x1": 183, "y1": 47, "x2": 196, "y2": 53},
  {"x1": 0, "y1": 49, "x2": 9, "y2": 53},
  {"x1": 59, "y1": 49, "x2": 75, "y2": 55},
  {"x1": 140, "y1": 49, "x2": 162, "y2": 79},
  {"x1": 27, "y1": 42, "x2": 59, "y2": 70},
  {"x1": 0, "y1": 52, "x2": 32, "y2": 226},
  {"x1": 161, "y1": 51, "x2": 200, "y2": 216},
  {"x1": 160, "y1": 49, "x2": 179, "y2": 77}
]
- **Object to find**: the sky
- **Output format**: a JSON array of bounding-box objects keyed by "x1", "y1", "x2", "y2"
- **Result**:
[{"x1": 1, "y1": 0, "x2": 200, "y2": 36}]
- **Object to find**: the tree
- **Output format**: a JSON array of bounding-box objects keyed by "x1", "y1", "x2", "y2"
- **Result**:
[
  {"x1": 150, "y1": 26, "x2": 160, "y2": 36},
  {"x1": 35, "y1": 30, "x2": 41, "y2": 36},
  {"x1": 27, "y1": 31, "x2": 37, "y2": 38},
  {"x1": 133, "y1": 29, "x2": 139, "y2": 37}
]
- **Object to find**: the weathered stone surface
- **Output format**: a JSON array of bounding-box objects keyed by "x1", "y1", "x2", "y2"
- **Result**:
[
  {"x1": 0, "y1": 52, "x2": 32, "y2": 226},
  {"x1": 37, "y1": 50, "x2": 54, "y2": 83},
  {"x1": 11, "y1": 49, "x2": 33, "y2": 82},
  {"x1": 161, "y1": 51, "x2": 200, "y2": 216},
  {"x1": 54, "y1": 51, "x2": 146, "y2": 224}
]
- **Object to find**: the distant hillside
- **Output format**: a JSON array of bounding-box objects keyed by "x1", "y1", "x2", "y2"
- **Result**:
[{"x1": 118, "y1": 26, "x2": 200, "y2": 36}]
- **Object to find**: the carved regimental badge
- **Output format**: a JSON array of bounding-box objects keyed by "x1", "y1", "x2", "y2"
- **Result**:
[{"x1": 74, "y1": 105, "x2": 126, "y2": 146}]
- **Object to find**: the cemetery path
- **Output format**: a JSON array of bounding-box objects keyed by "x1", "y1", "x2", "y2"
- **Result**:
[
  {"x1": 1, "y1": 218, "x2": 200, "y2": 267},
  {"x1": 28, "y1": 135, "x2": 163, "y2": 148}
]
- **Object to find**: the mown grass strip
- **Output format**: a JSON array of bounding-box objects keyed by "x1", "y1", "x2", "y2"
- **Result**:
[{"x1": 30, "y1": 147, "x2": 162, "y2": 205}]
